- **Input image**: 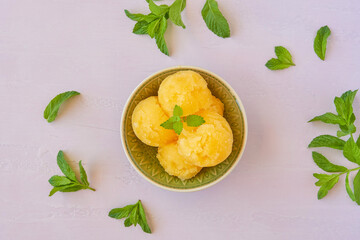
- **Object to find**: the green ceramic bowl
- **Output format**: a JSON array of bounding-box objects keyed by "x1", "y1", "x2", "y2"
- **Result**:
[{"x1": 121, "y1": 66, "x2": 247, "y2": 192}]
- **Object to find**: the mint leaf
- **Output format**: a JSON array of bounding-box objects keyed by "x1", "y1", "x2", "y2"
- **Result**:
[
  {"x1": 79, "y1": 160, "x2": 89, "y2": 186},
  {"x1": 148, "y1": 0, "x2": 169, "y2": 16},
  {"x1": 345, "y1": 172, "x2": 356, "y2": 202},
  {"x1": 265, "y1": 46, "x2": 295, "y2": 70},
  {"x1": 314, "y1": 25, "x2": 331, "y2": 61},
  {"x1": 109, "y1": 201, "x2": 151, "y2": 234},
  {"x1": 343, "y1": 137, "x2": 360, "y2": 165},
  {"x1": 49, "y1": 150, "x2": 95, "y2": 196},
  {"x1": 155, "y1": 17, "x2": 169, "y2": 56},
  {"x1": 48, "y1": 175, "x2": 72, "y2": 187},
  {"x1": 133, "y1": 21, "x2": 149, "y2": 35},
  {"x1": 169, "y1": 0, "x2": 186, "y2": 28},
  {"x1": 337, "y1": 124, "x2": 356, "y2": 137},
  {"x1": 124, "y1": 10, "x2": 158, "y2": 23},
  {"x1": 186, "y1": 115, "x2": 205, "y2": 127},
  {"x1": 308, "y1": 135, "x2": 345, "y2": 150},
  {"x1": 57, "y1": 151, "x2": 76, "y2": 181},
  {"x1": 138, "y1": 200, "x2": 152, "y2": 233},
  {"x1": 124, "y1": 218, "x2": 132, "y2": 227},
  {"x1": 312, "y1": 152, "x2": 347, "y2": 172},
  {"x1": 44, "y1": 91, "x2": 80, "y2": 122},
  {"x1": 314, "y1": 173, "x2": 339, "y2": 186},
  {"x1": 315, "y1": 174, "x2": 339, "y2": 199},
  {"x1": 173, "y1": 105, "x2": 183, "y2": 116},
  {"x1": 173, "y1": 121, "x2": 183, "y2": 135},
  {"x1": 109, "y1": 204, "x2": 137, "y2": 219},
  {"x1": 308, "y1": 112, "x2": 346, "y2": 125},
  {"x1": 148, "y1": 18, "x2": 161, "y2": 38},
  {"x1": 275, "y1": 46, "x2": 295, "y2": 65},
  {"x1": 354, "y1": 170, "x2": 360, "y2": 205},
  {"x1": 356, "y1": 135, "x2": 360, "y2": 148},
  {"x1": 201, "y1": 0, "x2": 230, "y2": 38}
]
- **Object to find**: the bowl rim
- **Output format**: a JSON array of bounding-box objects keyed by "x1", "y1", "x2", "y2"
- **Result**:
[{"x1": 120, "y1": 66, "x2": 248, "y2": 192}]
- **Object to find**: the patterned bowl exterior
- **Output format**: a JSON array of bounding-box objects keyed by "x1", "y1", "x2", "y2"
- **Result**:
[{"x1": 121, "y1": 66, "x2": 247, "y2": 192}]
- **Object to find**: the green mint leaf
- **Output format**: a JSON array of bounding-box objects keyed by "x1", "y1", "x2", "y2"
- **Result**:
[
  {"x1": 308, "y1": 135, "x2": 346, "y2": 150},
  {"x1": 155, "y1": 17, "x2": 169, "y2": 56},
  {"x1": 275, "y1": 46, "x2": 295, "y2": 65},
  {"x1": 341, "y1": 90, "x2": 358, "y2": 105},
  {"x1": 173, "y1": 121, "x2": 183, "y2": 135},
  {"x1": 169, "y1": 0, "x2": 186, "y2": 28},
  {"x1": 148, "y1": 0, "x2": 169, "y2": 16},
  {"x1": 49, "y1": 183, "x2": 85, "y2": 196},
  {"x1": 341, "y1": 90, "x2": 358, "y2": 124},
  {"x1": 173, "y1": 105, "x2": 183, "y2": 116},
  {"x1": 129, "y1": 204, "x2": 139, "y2": 226},
  {"x1": 138, "y1": 200, "x2": 152, "y2": 233},
  {"x1": 57, "y1": 151, "x2": 77, "y2": 181},
  {"x1": 43, "y1": 91, "x2": 80, "y2": 122},
  {"x1": 343, "y1": 136, "x2": 360, "y2": 165},
  {"x1": 334, "y1": 97, "x2": 347, "y2": 121},
  {"x1": 337, "y1": 124, "x2": 356, "y2": 137},
  {"x1": 109, "y1": 201, "x2": 151, "y2": 234},
  {"x1": 317, "y1": 174, "x2": 339, "y2": 199},
  {"x1": 201, "y1": 0, "x2": 230, "y2": 38},
  {"x1": 345, "y1": 172, "x2": 356, "y2": 202},
  {"x1": 79, "y1": 160, "x2": 89, "y2": 186},
  {"x1": 356, "y1": 135, "x2": 360, "y2": 148},
  {"x1": 186, "y1": 115, "x2": 205, "y2": 127},
  {"x1": 314, "y1": 25, "x2": 331, "y2": 61},
  {"x1": 148, "y1": 18, "x2": 161, "y2": 38},
  {"x1": 124, "y1": 218, "x2": 133, "y2": 227},
  {"x1": 125, "y1": 10, "x2": 158, "y2": 23},
  {"x1": 48, "y1": 175, "x2": 72, "y2": 187},
  {"x1": 133, "y1": 21, "x2": 150, "y2": 35},
  {"x1": 308, "y1": 112, "x2": 346, "y2": 125},
  {"x1": 108, "y1": 204, "x2": 137, "y2": 219},
  {"x1": 354, "y1": 170, "x2": 360, "y2": 205},
  {"x1": 265, "y1": 46, "x2": 295, "y2": 70},
  {"x1": 312, "y1": 152, "x2": 348, "y2": 172},
  {"x1": 313, "y1": 173, "x2": 338, "y2": 186}
]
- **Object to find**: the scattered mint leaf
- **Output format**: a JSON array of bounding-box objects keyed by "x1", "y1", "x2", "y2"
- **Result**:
[
  {"x1": 79, "y1": 160, "x2": 89, "y2": 186},
  {"x1": 309, "y1": 90, "x2": 360, "y2": 204},
  {"x1": 312, "y1": 152, "x2": 348, "y2": 172},
  {"x1": 201, "y1": 0, "x2": 230, "y2": 38},
  {"x1": 160, "y1": 105, "x2": 205, "y2": 135},
  {"x1": 345, "y1": 172, "x2": 356, "y2": 202},
  {"x1": 48, "y1": 175, "x2": 72, "y2": 187},
  {"x1": 317, "y1": 174, "x2": 339, "y2": 199},
  {"x1": 49, "y1": 150, "x2": 95, "y2": 196},
  {"x1": 343, "y1": 137, "x2": 360, "y2": 165},
  {"x1": 148, "y1": 18, "x2": 161, "y2": 38},
  {"x1": 57, "y1": 151, "x2": 76, "y2": 181},
  {"x1": 308, "y1": 112, "x2": 346, "y2": 125},
  {"x1": 173, "y1": 105, "x2": 183, "y2": 116},
  {"x1": 314, "y1": 25, "x2": 331, "y2": 61},
  {"x1": 169, "y1": 0, "x2": 186, "y2": 28},
  {"x1": 354, "y1": 170, "x2": 360, "y2": 205},
  {"x1": 308, "y1": 135, "x2": 346, "y2": 150},
  {"x1": 148, "y1": 0, "x2": 169, "y2": 16},
  {"x1": 124, "y1": 10, "x2": 158, "y2": 23},
  {"x1": 265, "y1": 46, "x2": 295, "y2": 70},
  {"x1": 44, "y1": 91, "x2": 80, "y2": 122},
  {"x1": 186, "y1": 115, "x2": 205, "y2": 127},
  {"x1": 133, "y1": 21, "x2": 149, "y2": 35},
  {"x1": 109, "y1": 200, "x2": 151, "y2": 234}
]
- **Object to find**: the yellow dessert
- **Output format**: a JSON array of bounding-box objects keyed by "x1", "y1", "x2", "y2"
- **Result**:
[
  {"x1": 207, "y1": 95, "x2": 224, "y2": 116},
  {"x1": 158, "y1": 71, "x2": 212, "y2": 116},
  {"x1": 178, "y1": 110, "x2": 233, "y2": 167},
  {"x1": 157, "y1": 142, "x2": 202, "y2": 180},
  {"x1": 132, "y1": 96, "x2": 177, "y2": 147}
]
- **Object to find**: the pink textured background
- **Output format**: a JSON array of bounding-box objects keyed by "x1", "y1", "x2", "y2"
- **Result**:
[{"x1": 1, "y1": 0, "x2": 360, "y2": 239}]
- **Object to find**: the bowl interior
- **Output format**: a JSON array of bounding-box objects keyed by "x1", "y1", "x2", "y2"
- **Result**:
[{"x1": 122, "y1": 67, "x2": 246, "y2": 191}]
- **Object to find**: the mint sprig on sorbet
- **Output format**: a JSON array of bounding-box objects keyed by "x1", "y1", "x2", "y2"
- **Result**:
[{"x1": 160, "y1": 105, "x2": 205, "y2": 135}]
